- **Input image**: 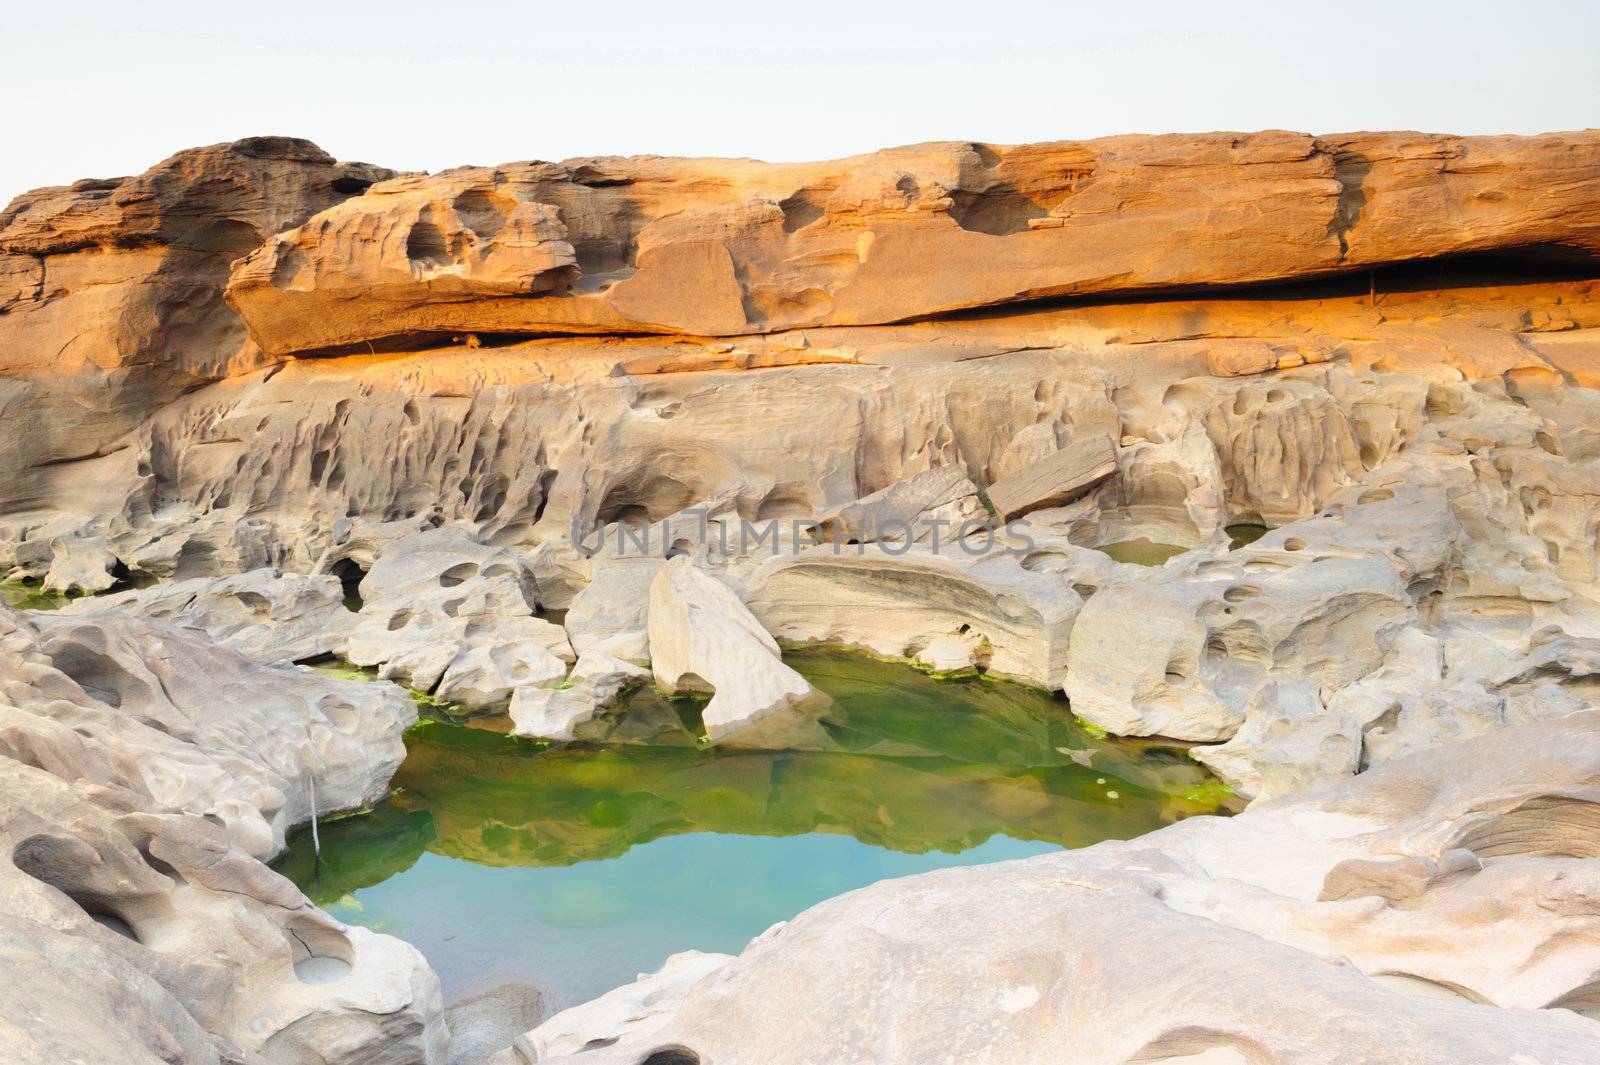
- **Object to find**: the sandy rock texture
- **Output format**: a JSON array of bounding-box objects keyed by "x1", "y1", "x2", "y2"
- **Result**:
[
  {"x1": 500, "y1": 710, "x2": 1600, "y2": 1065},
  {"x1": 0, "y1": 604, "x2": 415, "y2": 858},
  {"x1": 224, "y1": 132, "x2": 1600, "y2": 354},
  {"x1": 57, "y1": 567, "x2": 357, "y2": 663},
  {"x1": 0, "y1": 137, "x2": 390, "y2": 504}
]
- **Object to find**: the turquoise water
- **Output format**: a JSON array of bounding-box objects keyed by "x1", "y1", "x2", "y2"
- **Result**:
[{"x1": 275, "y1": 651, "x2": 1233, "y2": 1009}]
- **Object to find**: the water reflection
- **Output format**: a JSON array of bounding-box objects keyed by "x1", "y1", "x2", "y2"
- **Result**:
[{"x1": 274, "y1": 651, "x2": 1235, "y2": 1004}]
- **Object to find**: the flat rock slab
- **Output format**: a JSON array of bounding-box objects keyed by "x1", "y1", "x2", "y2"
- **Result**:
[{"x1": 985, "y1": 432, "x2": 1118, "y2": 520}]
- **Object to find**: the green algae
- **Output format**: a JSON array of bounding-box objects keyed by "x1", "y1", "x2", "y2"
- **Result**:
[{"x1": 0, "y1": 580, "x2": 84, "y2": 611}]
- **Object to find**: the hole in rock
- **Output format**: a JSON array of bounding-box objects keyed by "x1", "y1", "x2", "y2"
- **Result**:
[
  {"x1": 331, "y1": 175, "x2": 375, "y2": 195},
  {"x1": 638, "y1": 1047, "x2": 701, "y2": 1065},
  {"x1": 1356, "y1": 489, "x2": 1395, "y2": 504},
  {"x1": 406, "y1": 221, "x2": 452, "y2": 267},
  {"x1": 90, "y1": 912, "x2": 139, "y2": 941},
  {"x1": 754, "y1": 484, "x2": 817, "y2": 521},
  {"x1": 105, "y1": 561, "x2": 155, "y2": 595},
  {"x1": 331, "y1": 558, "x2": 367, "y2": 611},
  {"x1": 452, "y1": 186, "x2": 512, "y2": 240},
  {"x1": 46, "y1": 645, "x2": 135, "y2": 708},
  {"x1": 439, "y1": 562, "x2": 479, "y2": 588},
  {"x1": 1283, "y1": 538, "x2": 1306, "y2": 552},
  {"x1": 611, "y1": 505, "x2": 651, "y2": 529},
  {"x1": 387, "y1": 609, "x2": 413, "y2": 632},
  {"x1": 1225, "y1": 524, "x2": 1269, "y2": 549},
  {"x1": 234, "y1": 591, "x2": 272, "y2": 613}
]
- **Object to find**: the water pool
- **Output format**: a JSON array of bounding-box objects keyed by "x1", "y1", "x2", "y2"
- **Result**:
[{"x1": 274, "y1": 651, "x2": 1233, "y2": 1009}]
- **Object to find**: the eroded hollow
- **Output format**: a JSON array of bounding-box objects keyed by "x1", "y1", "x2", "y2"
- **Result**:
[{"x1": 638, "y1": 1047, "x2": 701, "y2": 1065}]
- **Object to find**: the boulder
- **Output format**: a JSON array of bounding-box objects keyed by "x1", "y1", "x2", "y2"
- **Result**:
[
  {"x1": 509, "y1": 652, "x2": 650, "y2": 742},
  {"x1": 984, "y1": 432, "x2": 1118, "y2": 520},
  {"x1": 0, "y1": 604, "x2": 414, "y2": 859},
  {"x1": 813, "y1": 465, "x2": 985, "y2": 544},
  {"x1": 347, "y1": 527, "x2": 573, "y2": 704},
  {"x1": 0, "y1": 739, "x2": 445, "y2": 1065},
  {"x1": 647, "y1": 556, "x2": 823, "y2": 742}
]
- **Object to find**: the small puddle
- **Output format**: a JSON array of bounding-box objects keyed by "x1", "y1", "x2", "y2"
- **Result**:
[
  {"x1": 1, "y1": 581, "x2": 80, "y2": 611},
  {"x1": 273, "y1": 650, "x2": 1235, "y2": 1009},
  {"x1": 1095, "y1": 539, "x2": 1188, "y2": 566},
  {"x1": 1094, "y1": 524, "x2": 1272, "y2": 567}
]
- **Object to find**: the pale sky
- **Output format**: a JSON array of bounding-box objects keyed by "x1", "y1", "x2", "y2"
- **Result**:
[{"x1": 6, "y1": 0, "x2": 1598, "y2": 203}]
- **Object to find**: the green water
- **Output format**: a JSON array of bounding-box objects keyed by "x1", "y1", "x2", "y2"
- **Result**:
[
  {"x1": 1096, "y1": 538, "x2": 1189, "y2": 566},
  {"x1": 1095, "y1": 524, "x2": 1272, "y2": 567},
  {"x1": 0, "y1": 580, "x2": 80, "y2": 610},
  {"x1": 1227, "y1": 523, "x2": 1269, "y2": 548},
  {"x1": 273, "y1": 651, "x2": 1234, "y2": 1008}
]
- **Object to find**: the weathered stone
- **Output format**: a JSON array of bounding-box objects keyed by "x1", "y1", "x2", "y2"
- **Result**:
[
  {"x1": 346, "y1": 527, "x2": 572, "y2": 705},
  {"x1": 813, "y1": 465, "x2": 985, "y2": 543},
  {"x1": 1, "y1": 604, "x2": 414, "y2": 858},
  {"x1": 223, "y1": 133, "x2": 1600, "y2": 356},
  {"x1": 984, "y1": 432, "x2": 1118, "y2": 520},
  {"x1": 59, "y1": 568, "x2": 356, "y2": 663},
  {"x1": 508, "y1": 652, "x2": 650, "y2": 741},
  {"x1": 747, "y1": 543, "x2": 1082, "y2": 688},
  {"x1": 647, "y1": 556, "x2": 823, "y2": 742},
  {"x1": 0, "y1": 607, "x2": 443, "y2": 1065},
  {"x1": 0, "y1": 138, "x2": 391, "y2": 504}
]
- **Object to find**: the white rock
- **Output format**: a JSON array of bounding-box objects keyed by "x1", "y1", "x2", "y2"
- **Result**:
[
  {"x1": 1192, "y1": 679, "x2": 1360, "y2": 800},
  {"x1": 1, "y1": 604, "x2": 414, "y2": 859},
  {"x1": 509, "y1": 653, "x2": 651, "y2": 741},
  {"x1": 648, "y1": 556, "x2": 823, "y2": 743},
  {"x1": 747, "y1": 542, "x2": 1082, "y2": 688},
  {"x1": 59, "y1": 567, "x2": 357, "y2": 663},
  {"x1": 347, "y1": 526, "x2": 572, "y2": 706}
]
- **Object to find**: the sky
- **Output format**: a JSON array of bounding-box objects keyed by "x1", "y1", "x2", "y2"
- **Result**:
[{"x1": 5, "y1": 0, "x2": 1598, "y2": 203}]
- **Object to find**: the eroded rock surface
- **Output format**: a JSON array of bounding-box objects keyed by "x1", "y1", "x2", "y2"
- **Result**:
[
  {"x1": 225, "y1": 132, "x2": 1600, "y2": 354},
  {"x1": 0, "y1": 603, "x2": 443, "y2": 1065}
]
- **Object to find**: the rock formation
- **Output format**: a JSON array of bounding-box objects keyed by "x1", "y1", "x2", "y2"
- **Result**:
[
  {"x1": 4, "y1": 130, "x2": 1600, "y2": 1063},
  {"x1": 0, "y1": 603, "x2": 443, "y2": 1064},
  {"x1": 223, "y1": 132, "x2": 1600, "y2": 354}
]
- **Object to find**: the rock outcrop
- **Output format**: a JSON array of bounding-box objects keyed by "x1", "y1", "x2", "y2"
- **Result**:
[
  {"x1": 647, "y1": 555, "x2": 824, "y2": 742},
  {"x1": 58, "y1": 568, "x2": 356, "y2": 663},
  {"x1": 0, "y1": 603, "x2": 443, "y2": 1064},
  {"x1": 345, "y1": 527, "x2": 573, "y2": 705},
  {"x1": 224, "y1": 132, "x2": 1600, "y2": 355},
  {"x1": 0, "y1": 138, "x2": 390, "y2": 504}
]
